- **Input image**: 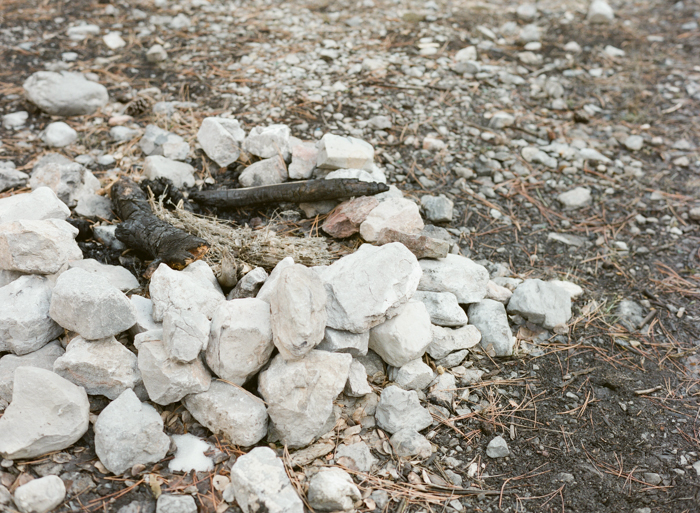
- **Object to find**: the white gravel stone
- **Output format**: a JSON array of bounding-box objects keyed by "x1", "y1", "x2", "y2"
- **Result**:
[
  {"x1": 369, "y1": 301, "x2": 432, "y2": 367},
  {"x1": 624, "y1": 135, "x2": 644, "y2": 151},
  {"x1": 23, "y1": 71, "x2": 109, "y2": 116},
  {"x1": 359, "y1": 197, "x2": 424, "y2": 242},
  {"x1": 454, "y1": 46, "x2": 477, "y2": 61},
  {"x1": 143, "y1": 155, "x2": 196, "y2": 188},
  {"x1": 507, "y1": 279, "x2": 572, "y2": 329},
  {"x1": 129, "y1": 295, "x2": 161, "y2": 336},
  {"x1": 30, "y1": 153, "x2": 100, "y2": 207},
  {"x1": 256, "y1": 257, "x2": 294, "y2": 303},
  {"x1": 13, "y1": 475, "x2": 66, "y2": 513},
  {"x1": 162, "y1": 309, "x2": 209, "y2": 362},
  {"x1": 270, "y1": 264, "x2": 327, "y2": 360},
  {"x1": 0, "y1": 367, "x2": 89, "y2": 459},
  {"x1": 467, "y1": 299, "x2": 514, "y2": 356},
  {"x1": 229, "y1": 447, "x2": 303, "y2": 513},
  {"x1": 418, "y1": 255, "x2": 489, "y2": 304},
  {"x1": 316, "y1": 133, "x2": 374, "y2": 170},
  {"x1": 413, "y1": 291, "x2": 467, "y2": 327},
  {"x1": 428, "y1": 372, "x2": 456, "y2": 405},
  {"x1": 485, "y1": 280, "x2": 513, "y2": 303},
  {"x1": 0, "y1": 219, "x2": 82, "y2": 274},
  {"x1": 238, "y1": 156, "x2": 288, "y2": 187},
  {"x1": 67, "y1": 259, "x2": 139, "y2": 292},
  {"x1": 390, "y1": 428, "x2": 432, "y2": 458},
  {"x1": 288, "y1": 140, "x2": 319, "y2": 180},
  {"x1": 489, "y1": 112, "x2": 515, "y2": 129},
  {"x1": 197, "y1": 117, "x2": 246, "y2": 167},
  {"x1": 388, "y1": 359, "x2": 435, "y2": 391},
  {"x1": 345, "y1": 359, "x2": 372, "y2": 397},
  {"x1": 2, "y1": 111, "x2": 28, "y2": 129},
  {"x1": 336, "y1": 442, "x2": 377, "y2": 472},
  {"x1": 427, "y1": 325, "x2": 482, "y2": 360},
  {"x1": 139, "y1": 124, "x2": 190, "y2": 161},
  {"x1": 317, "y1": 328, "x2": 369, "y2": 356},
  {"x1": 243, "y1": 124, "x2": 291, "y2": 159},
  {"x1": 0, "y1": 163, "x2": 28, "y2": 193},
  {"x1": 0, "y1": 187, "x2": 69, "y2": 223},
  {"x1": 184, "y1": 380, "x2": 268, "y2": 447},
  {"x1": 587, "y1": 0, "x2": 614, "y2": 23},
  {"x1": 207, "y1": 298, "x2": 273, "y2": 385},
  {"x1": 110, "y1": 125, "x2": 140, "y2": 142},
  {"x1": 0, "y1": 341, "x2": 64, "y2": 406},
  {"x1": 558, "y1": 187, "x2": 592, "y2": 209},
  {"x1": 41, "y1": 121, "x2": 78, "y2": 147},
  {"x1": 421, "y1": 195, "x2": 454, "y2": 223},
  {"x1": 486, "y1": 436, "x2": 510, "y2": 458},
  {"x1": 307, "y1": 468, "x2": 361, "y2": 511},
  {"x1": 146, "y1": 44, "x2": 168, "y2": 62},
  {"x1": 156, "y1": 494, "x2": 197, "y2": 513},
  {"x1": 579, "y1": 148, "x2": 611, "y2": 163},
  {"x1": 258, "y1": 351, "x2": 352, "y2": 448},
  {"x1": 103, "y1": 31, "x2": 126, "y2": 49},
  {"x1": 53, "y1": 335, "x2": 141, "y2": 399},
  {"x1": 94, "y1": 389, "x2": 170, "y2": 475},
  {"x1": 517, "y1": 3, "x2": 538, "y2": 20},
  {"x1": 375, "y1": 385, "x2": 432, "y2": 434},
  {"x1": 50, "y1": 267, "x2": 136, "y2": 340},
  {"x1": 74, "y1": 194, "x2": 114, "y2": 219},
  {"x1": 320, "y1": 243, "x2": 421, "y2": 333}
]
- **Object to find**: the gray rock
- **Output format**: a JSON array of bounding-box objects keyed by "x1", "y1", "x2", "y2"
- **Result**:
[
  {"x1": 354, "y1": 350, "x2": 385, "y2": 382},
  {"x1": 390, "y1": 429, "x2": 432, "y2": 458},
  {"x1": 359, "y1": 197, "x2": 424, "y2": 242},
  {"x1": 517, "y1": 3, "x2": 537, "y2": 20},
  {"x1": 587, "y1": 0, "x2": 614, "y2": 23},
  {"x1": 427, "y1": 325, "x2": 482, "y2": 360},
  {"x1": 155, "y1": 495, "x2": 196, "y2": 513},
  {"x1": 307, "y1": 468, "x2": 361, "y2": 511},
  {"x1": 13, "y1": 475, "x2": 66, "y2": 513},
  {"x1": 184, "y1": 380, "x2": 267, "y2": 447},
  {"x1": 53, "y1": 336, "x2": 141, "y2": 399},
  {"x1": 0, "y1": 367, "x2": 89, "y2": 459},
  {"x1": 486, "y1": 436, "x2": 510, "y2": 458},
  {"x1": 0, "y1": 269, "x2": 22, "y2": 288},
  {"x1": 428, "y1": 372, "x2": 456, "y2": 406},
  {"x1": 227, "y1": 266, "x2": 267, "y2": 299},
  {"x1": 50, "y1": 267, "x2": 136, "y2": 340},
  {"x1": 93, "y1": 224, "x2": 126, "y2": 251},
  {"x1": 23, "y1": 71, "x2": 109, "y2": 116},
  {"x1": 418, "y1": 255, "x2": 489, "y2": 304},
  {"x1": 0, "y1": 162, "x2": 28, "y2": 193},
  {"x1": 316, "y1": 134, "x2": 374, "y2": 170},
  {"x1": 143, "y1": 155, "x2": 195, "y2": 188},
  {"x1": 288, "y1": 140, "x2": 318, "y2": 180},
  {"x1": 270, "y1": 264, "x2": 327, "y2": 360},
  {"x1": 436, "y1": 349, "x2": 468, "y2": 369},
  {"x1": 0, "y1": 341, "x2": 64, "y2": 406},
  {"x1": 139, "y1": 124, "x2": 190, "y2": 161},
  {"x1": 616, "y1": 299, "x2": 644, "y2": 330},
  {"x1": 163, "y1": 309, "x2": 210, "y2": 363},
  {"x1": 0, "y1": 275, "x2": 64, "y2": 355},
  {"x1": 369, "y1": 301, "x2": 432, "y2": 367},
  {"x1": 320, "y1": 243, "x2": 421, "y2": 333},
  {"x1": 388, "y1": 359, "x2": 435, "y2": 391},
  {"x1": 146, "y1": 44, "x2": 168, "y2": 62},
  {"x1": 238, "y1": 156, "x2": 288, "y2": 187},
  {"x1": 67, "y1": 259, "x2": 139, "y2": 292},
  {"x1": 624, "y1": 135, "x2": 644, "y2": 151},
  {"x1": 336, "y1": 442, "x2": 377, "y2": 472},
  {"x1": 375, "y1": 385, "x2": 432, "y2": 434},
  {"x1": 29, "y1": 153, "x2": 100, "y2": 207},
  {"x1": 110, "y1": 126, "x2": 140, "y2": 142},
  {"x1": 94, "y1": 389, "x2": 170, "y2": 475},
  {"x1": 74, "y1": 194, "x2": 114, "y2": 220},
  {"x1": 229, "y1": 447, "x2": 303, "y2": 513},
  {"x1": 258, "y1": 351, "x2": 352, "y2": 448},
  {"x1": 345, "y1": 360, "x2": 372, "y2": 397},
  {"x1": 507, "y1": 279, "x2": 572, "y2": 329},
  {"x1": 41, "y1": 121, "x2": 78, "y2": 147},
  {"x1": 413, "y1": 291, "x2": 467, "y2": 327},
  {"x1": 0, "y1": 219, "x2": 82, "y2": 274},
  {"x1": 256, "y1": 257, "x2": 294, "y2": 303},
  {"x1": 468, "y1": 299, "x2": 514, "y2": 356},
  {"x1": 558, "y1": 187, "x2": 592, "y2": 209},
  {"x1": 138, "y1": 340, "x2": 211, "y2": 405},
  {"x1": 129, "y1": 295, "x2": 161, "y2": 336},
  {"x1": 206, "y1": 298, "x2": 273, "y2": 385},
  {"x1": 317, "y1": 328, "x2": 369, "y2": 356},
  {"x1": 2, "y1": 111, "x2": 28, "y2": 129},
  {"x1": 243, "y1": 124, "x2": 291, "y2": 159},
  {"x1": 197, "y1": 117, "x2": 246, "y2": 167}
]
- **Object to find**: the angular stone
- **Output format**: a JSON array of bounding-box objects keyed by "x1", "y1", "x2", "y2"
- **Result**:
[
  {"x1": 375, "y1": 385, "x2": 432, "y2": 435},
  {"x1": 94, "y1": 389, "x2": 170, "y2": 475},
  {"x1": 355, "y1": 351, "x2": 386, "y2": 383},
  {"x1": 238, "y1": 156, "x2": 288, "y2": 187},
  {"x1": 13, "y1": 475, "x2": 66, "y2": 513},
  {"x1": 317, "y1": 134, "x2": 374, "y2": 170},
  {"x1": 0, "y1": 341, "x2": 64, "y2": 406},
  {"x1": 616, "y1": 299, "x2": 644, "y2": 331},
  {"x1": 359, "y1": 197, "x2": 424, "y2": 242},
  {"x1": 129, "y1": 295, "x2": 161, "y2": 336},
  {"x1": 307, "y1": 468, "x2": 361, "y2": 511},
  {"x1": 110, "y1": 125, "x2": 140, "y2": 142},
  {"x1": 162, "y1": 309, "x2": 209, "y2": 363},
  {"x1": 436, "y1": 350, "x2": 468, "y2": 369},
  {"x1": 324, "y1": 167, "x2": 385, "y2": 183},
  {"x1": 421, "y1": 195, "x2": 454, "y2": 223},
  {"x1": 376, "y1": 228, "x2": 450, "y2": 259},
  {"x1": 322, "y1": 196, "x2": 379, "y2": 238},
  {"x1": 156, "y1": 495, "x2": 197, "y2": 513},
  {"x1": 50, "y1": 268, "x2": 136, "y2": 340},
  {"x1": 0, "y1": 162, "x2": 28, "y2": 193},
  {"x1": 428, "y1": 372, "x2": 456, "y2": 406},
  {"x1": 258, "y1": 351, "x2": 352, "y2": 448},
  {"x1": 146, "y1": 44, "x2": 168, "y2": 62},
  {"x1": 2, "y1": 111, "x2": 28, "y2": 129},
  {"x1": 427, "y1": 325, "x2": 481, "y2": 360},
  {"x1": 67, "y1": 259, "x2": 139, "y2": 292},
  {"x1": 143, "y1": 155, "x2": 195, "y2": 188},
  {"x1": 587, "y1": 0, "x2": 614, "y2": 23},
  {"x1": 0, "y1": 219, "x2": 82, "y2": 274},
  {"x1": 139, "y1": 124, "x2": 190, "y2": 161},
  {"x1": 288, "y1": 140, "x2": 318, "y2": 180},
  {"x1": 41, "y1": 121, "x2": 78, "y2": 147},
  {"x1": 468, "y1": 299, "x2": 514, "y2": 356},
  {"x1": 390, "y1": 429, "x2": 432, "y2": 458},
  {"x1": 485, "y1": 280, "x2": 513, "y2": 303},
  {"x1": 256, "y1": 257, "x2": 294, "y2": 303},
  {"x1": 23, "y1": 71, "x2": 109, "y2": 116},
  {"x1": 184, "y1": 380, "x2": 267, "y2": 447},
  {"x1": 29, "y1": 153, "x2": 100, "y2": 207},
  {"x1": 336, "y1": 442, "x2": 377, "y2": 472},
  {"x1": 53, "y1": 336, "x2": 141, "y2": 399},
  {"x1": 507, "y1": 279, "x2": 572, "y2": 329},
  {"x1": 320, "y1": 243, "x2": 421, "y2": 333},
  {"x1": 624, "y1": 135, "x2": 644, "y2": 151},
  {"x1": 345, "y1": 360, "x2": 372, "y2": 397},
  {"x1": 418, "y1": 255, "x2": 489, "y2": 304},
  {"x1": 138, "y1": 340, "x2": 211, "y2": 405},
  {"x1": 388, "y1": 359, "x2": 435, "y2": 391},
  {"x1": 558, "y1": 187, "x2": 592, "y2": 209},
  {"x1": 197, "y1": 117, "x2": 245, "y2": 167},
  {"x1": 149, "y1": 261, "x2": 225, "y2": 321},
  {"x1": 369, "y1": 301, "x2": 432, "y2": 367},
  {"x1": 486, "y1": 436, "x2": 510, "y2": 458},
  {"x1": 317, "y1": 328, "x2": 369, "y2": 356},
  {"x1": 0, "y1": 367, "x2": 89, "y2": 459},
  {"x1": 227, "y1": 266, "x2": 268, "y2": 300},
  {"x1": 243, "y1": 124, "x2": 291, "y2": 159},
  {"x1": 93, "y1": 224, "x2": 126, "y2": 251},
  {"x1": 413, "y1": 291, "x2": 467, "y2": 327},
  {"x1": 229, "y1": 447, "x2": 303, "y2": 513},
  {"x1": 270, "y1": 264, "x2": 327, "y2": 360},
  {"x1": 74, "y1": 194, "x2": 114, "y2": 220}
]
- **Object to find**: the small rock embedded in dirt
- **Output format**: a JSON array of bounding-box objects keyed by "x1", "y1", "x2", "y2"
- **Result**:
[
  {"x1": 307, "y1": 468, "x2": 361, "y2": 511},
  {"x1": 146, "y1": 44, "x2": 168, "y2": 63},
  {"x1": 421, "y1": 194, "x2": 454, "y2": 223},
  {"x1": 41, "y1": 121, "x2": 78, "y2": 148},
  {"x1": 468, "y1": 299, "x2": 514, "y2": 356},
  {"x1": 390, "y1": 428, "x2": 432, "y2": 458},
  {"x1": 507, "y1": 279, "x2": 572, "y2": 329},
  {"x1": 558, "y1": 187, "x2": 592, "y2": 209},
  {"x1": 616, "y1": 299, "x2": 645, "y2": 330},
  {"x1": 486, "y1": 435, "x2": 510, "y2": 458},
  {"x1": 196, "y1": 117, "x2": 245, "y2": 167},
  {"x1": 13, "y1": 475, "x2": 66, "y2": 513},
  {"x1": 156, "y1": 494, "x2": 197, "y2": 513},
  {"x1": 587, "y1": 0, "x2": 614, "y2": 23},
  {"x1": 143, "y1": 155, "x2": 195, "y2": 188},
  {"x1": 2, "y1": 111, "x2": 28, "y2": 130},
  {"x1": 375, "y1": 385, "x2": 432, "y2": 434}
]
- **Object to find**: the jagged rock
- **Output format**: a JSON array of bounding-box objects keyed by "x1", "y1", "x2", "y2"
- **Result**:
[
  {"x1": 0, "y1": 275, "x2": 63, "y2": 356},
  {"x1": 53, "y1": 336, "x2": 142, "y2": 399},
  {"x1": 0, "y1": 367, "x2": 89, "y2": 459},
  {"x1": 587, "y1": 0, "x2": 614, "y2": 23},
  {"x1": 0, "y1": 341, "x2": 64, "y2": 406},
  {"x1": 0, "y1": 162, "x2": 28, "y2": 192},
  {"x1": 2, "y1": 111, "x2": 28, "y2": 129},
  {"x1": 207, "y1": 298, "x2": 273, "y2": 385},
  {"x1": 486, "y1": 436, "x2": 510, "y2": 458},
  {"x1": 418, "y1": 255, "x2": 489, "y2": 304},
  {"x1": 426, "y1": 325, "x2": 481, "y2": 360},
  {"x1": 143, "y1": 155, "x2": 196, "y2": 188},
  {"x1": 23, "y1": 71, "x2": 109, "y2": 116},
  {"x1": 138, "y1": 340, "x2": 211, "y2": 405},
  {"x1": 67, "y1": 259, "x2": 140, "y2": 292},
  {"x1": 74, "y1": 194, "x2": 114, "y2": 219},
  {"x1": 229, "y1": 447, "x2": 303, "y2": 513},
  {"x1": 468, "y1": 299, "x2": 514, "y2": 356},
  {"x1": 146, "y1": 44, "x2": 168, "y2": 62},
  {"x1": 50, "y1": 268, "x2": 136, "y2": 340},
  {"x1": 616, "y1": 299, "x2": 644, "y2": 331},
  {"x1": 336, "y1": 441, "x2": 377, "y2": 472},
  {"x1": 139, "y1": 124, "x2": 190, "y2": 161},
  {"x1": 316, "y1": 134, "x2": 374, "y2": 170},
  {"x1": 110, "y1": 126, "x2": 140, "y2": 142},
  {"x1": 355, "y1": 351, "x2": 386, "y2": 383},
  {"x1": 156, "y1": 495, "x2": 197, "y2": 513},
  {"x1": 435, "y1": 349, "x2": 468, "y2": 368},
  {"x1": 375, "y1": 385, "x2": 432, "y2": 434},
  {"x1": 368, "y1": 301, "x2": 432, "y2": 367},
  {"x1": 507, "y1": 279, "x2": 572, "y2": 329},
  {"x1": 375, "y1": 228, "x2": 450, "y2": 259},
  {"x1": 345, "y1": 360, "x2": 372, "y2": 397},
  {"x1": 258, "y1": 351, "x2": 352, "y2": 448},
  {"x1": 29, "y1": 153, "x2": 100, "y2": 207},
  {"x1": 243, "y1": 124, "x2": 291, "y2": 159},
  {"x1": 134, "y1": 329, "x2": 163, "y2": 350},
  {"x1": 485, "y1": 280, "x2": 513, "y2": 303},
  {"x1": 390, "y1": 429, "x2": 432, "y2": 458},
  {"x1": 184, "y1": 380, "x2": 267, "y2": 447},
  {"x1": 0, "y1": 219, "x2": 82, "y2": 274},
  {"x1": 238, "y1": 156, "x2": 288, "y2": 187},
  {"x1": 149, "y1": 261, "x2": 225, "y2": 321},
  {"x1": 94, "y1": 389, "x2": 170, "y2": 475},
  {"x1": 162, "y1": 309, "x2": 210, "y2": 363},
  {"x1": 129, "y1": 295, "x2": 161, "y2": 336},
  {"x1": 307, "y1": 468, "x2": 361, "y2": 511},
  {"x1": 388, "y1": 359, "x2": 435, "y2": 391},
  {"x1": 13, "y1": 476, "x2": 66, "y2": 513},
  {"x1": 288, "y1": 140, "x2": 318, "y2": 180},
  {"x1": 428, "y1": 372, "x2": 456, "y2": 406},
  {"x1": 270, "y1": 264, "x2": 327, "y2": 360},
  {"x1": 421, "y1": 195, "x2": 454, "y2": 223},
  {"x1": 197, "y1": 117, "x2": 246, "y2": 167},
  {"x1": 359, "y1": 197, "x2": 424, "y2": 242},
  {"x1": 41, "y1": 121, "x2": 78, "y2": 147},
  {"x1": 558, "y1": 187, "x2": 592, "y2": 209},
  {"x1": 227, "y1": 267, "x2": 268, "y2": 300},
  {"x1": 320, "y1": 243, "x2": 421, "y2": 333},
  {"x1": 257, "y1": 257, "x2": 294, "y2": 303},
  {"x1": 317, "y1": 328, "x2": 369, "y2": 356},
  {"x1": 322, "y1": 196, "x2": 379, "y2": 238},
  {"x1": 413, "y1": 291, "x2": 467, "y2": 327}
]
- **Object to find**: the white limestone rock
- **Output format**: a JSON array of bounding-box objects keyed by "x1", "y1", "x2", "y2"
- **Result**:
[
  {"x1": 375, "y1": 385, "x2": 432, "y2": 434},
  {"x1": 317, "y1": 328, "x2": 369, "y2": 356},
  {"x1": 162, "y1": 309, "x2": 210, "y2": 363},
  {"x1": 558, "y1": 187, "x2": 592, "y2": 209},
  {"x1": 206, "y1": 298, "x2": 273, "y2": 385},
  {"x1": 413, "y1": 291, "x2": 467, "y2": 327},
  {"x1": 146, "y1": 44, "x2": 168, "y2": 62},
  {"x1": 94, "y1": 389, "x2": 170, "y2": 475},
  {"x1": 388, "y1": 359, "x2": 435, "y2": 391},
  {"x1": 143, "y1": 155, "x2": 196, "y2": 188},
  {"x1": 587, "y1": 0, "x2": 614, "y2": 23},
  {"x1": 320, "y1": 243, "x2": 421, "y2": 333},
  {"x1": 0, "y1": 219, "x2": 82, "y2": 274},
  {"x1": 258, "y1": 351, "x2": 352, "y2": 448},
  {"x1": 0, "y1": 162, "x2": 28, "y2": 193},
  {"x1": 183, "y1": 380, "x2": 268, "y2": 447},
  {"x1": 23, "y1": 71, "x2": 109, "y2": 116},
  {"x1": 50, "y1": 267, "x2": 136, "y2": 340},
  {"x1": 486, "y1": 436, "x2": 510, "y2": 458},
  {"x1": 41, "y1": 121, "x2": 78, "y2": 147},
  {"x1": 197, "y1": 117, "x2": 245, "y2": 167},
  {"x1": 256, "y1": 257, "x2": 294, "y2": 303},
  {"x1": 156, "y1": 494, "x2": 197, "y2": 513},
  {"x1": 390, "y1": 429, "x2": 432, "y2": 458},
  {"x1": 0, "y1": 367, "x2": 89, "y2": 459},
  {"x1": 316, "y1": 134, "x2": 374, "y2": 170},
  {"x1": 110, "y1": 125, "x2": 140, "y2": 142},
  {"x1": 307, "y1": 468, "x2": 361, "y2": 511},
  {"x1": 485, "y1": 280, "x2": 513, "y2": 303},
  {"x1": 238, "y1": 156, "x2": 288, "y2": 187},
  {"x1": 74, "y1": 194, "x2": 114, "y2": 220},
  {"x1": 29, "y1": 153, "x2": 100, "y2": 207},
  {"x1": 270, "y1": 264, "x2": 327, "y2": 360},
  {"x1": 428, "y1": 372, "x2": 456, "y2": 406},
  {"x1": 0, "y1": 341, "x2": 64, "y2": 406},
  {"x1": 227, "y1": 266, "x2": 267, "y2": 300},
  {"x1": 359, "y1": 197, "x2": 424, "y2": 242},
  {"x1": 13, "y1": 475, "x2": 66, "y2": 513},
  {"x1": 129, "y1": 295, "x2": 162, "y2": 336},
  {"x1": 336, "y1": 442, "x2": 377, "y2": 472},
  {"x1": 288, "y1": 140, "x2": 318, "y2": 180},
  {"x1": 243, "y1": 124, "x2": 291, "y2": 159},
  {"x1": 53, "y1": 336, "x2": 141, "y2": 399},
  {"x1": 139, "y1": 124, "x2": 190, "y2": 161},
  {"x1": 418, "y1": 255, "x2": 489, "y2": 304},
  {"x1": 507, "y1": 279, "x2": 572, "y2": 329},
  {"x1": 468, "y1": 299, "x2": 514, "y2": 356},
  {"x1": 345, "y1": 359, "x2": 372, "y2": 397},
  {"x1": 67, "y1": 259, "x2": 139, "y2": 292},
  {"x1": 368, "y1": 301, "x2": 432, "y2": 367},
  {"x1": 2, "y1": 111, "x2": 28, "y2": 130},
  {"x1": 0, "y1": 275, "x2": 64, "y2": 356},
  {"x1": 426, "y1": 325, "x2": 481, "y2": 360}
]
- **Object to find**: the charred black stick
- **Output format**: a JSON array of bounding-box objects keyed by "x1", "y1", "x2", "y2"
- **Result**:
[
  {"x1": 189, "y1": 179, "x2": 390, "y2": 209},
  {"x1": 111, "y1": 177, "x2": 209, "y2": 275}
]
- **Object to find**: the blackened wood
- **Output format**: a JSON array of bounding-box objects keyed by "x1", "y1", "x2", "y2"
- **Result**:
[
  {"x1": 189, "y1": 179, "x2": 390, "y2": 209},
  {"x1": 111, "y1": 177, "x2": 209, "y2": 274}
]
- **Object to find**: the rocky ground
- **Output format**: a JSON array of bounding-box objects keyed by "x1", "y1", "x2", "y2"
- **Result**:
[{"x1": 1, "y1": 0, "x2": 700, "y2": 512}]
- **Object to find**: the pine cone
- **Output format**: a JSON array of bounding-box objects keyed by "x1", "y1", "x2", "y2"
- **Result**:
[{"x1": 125, "y1": 96, "x2": 154, "y2": 117}]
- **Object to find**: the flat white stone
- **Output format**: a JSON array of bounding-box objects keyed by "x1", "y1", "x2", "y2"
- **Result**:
[
  {"x1": 369, "y1": 301, "x2": 433, "y2": 367},
  {"x1": 143, "y1": 155, "x2": 196, "y2": 188},
  {"x1": 307, "y1": 468, "x2": 361, "y2": 512},
  {"x1": 243, "y1": 124, "x2": 291, "y2": 159},
  {"x1": 0, "y1": 341, "x2": 64, "y2": 406},
  {"x1": 413, "y1": 291, "x2": 467, "y2": 327},
  {"x1": 0, "y1": 219, "x2": 82, "y2": 274},
  {"x1": 163, "y1": 309, "x2": 210, "y2": 362},
  {"x1": 426, "y1": 325, "x2": 482, "y2": 360},
  {"x1": 238, "y1": 156, "x2": 288, "y2": 187},
  {"x1": 587, "y1": 0, "x2": 614, "y2": 23},
  {"x1": 390, "y1": 428, "x2": 432, "y2": 458},
  {"x1": 197, "y1": 117, "x2": 245, "y2": 167},
  {"x1": 29, "y1": 153, "x2": 100, "y2": 207},
  {"x1": 169, "y1": 434, "x2": 214, "y2": 473},
  {"x1": 13, "y1": 475, "x2": 66, "y2": 513},
  {"x1": 316, "y1": 134, "x2": 374, "y2": 170},
  {"x1": 156, "y1": 494, "x2": 197, "y2": 513},
  {"x1": 388, "y1": 359, "x2": 435, "y2": 391},
  {"x1": 468, "y1": 299, "x2": 514, "y2": 356},
  {"x1": 67, "y1": 259, "x2": 139, "y2": 291},
  {"x1": 507, "y1": 279, "x2": 572, "y2": 329},
  {"x1": 558, "y1": 187, "x2": 592, "y2": 209},
  {"x1": 375, "y1": 385, "x2": 432, "y2": 434},
  {"x1": 359, "y1": 197, "x2": 424, "y2": 242},
  {"x1": 23, "y1": 71, "x2": 109, "y2": 116},
  {"x1": 41, "y1": 121, "x2": 78, "y2": 148},
  {"x1": 317, "y1": 328, "x2": 369, "y2": 356},
  {"x1": 418, "y1": 255, "x2": 489, "y2": 304}
]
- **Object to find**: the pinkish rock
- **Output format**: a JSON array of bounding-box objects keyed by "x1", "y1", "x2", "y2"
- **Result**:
[
  {"x1": 322, "y1": 196, "x2": 380, "y2": 238},
  {"x1": 376, "y1": 229, "x2": 449, "y2": 259},
  {"x1": 288, "y1": 141, "x2": 318, "y2": 180},
  {"x1": 359, "y1": 198, "x2": 424, "y2": 242}
]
